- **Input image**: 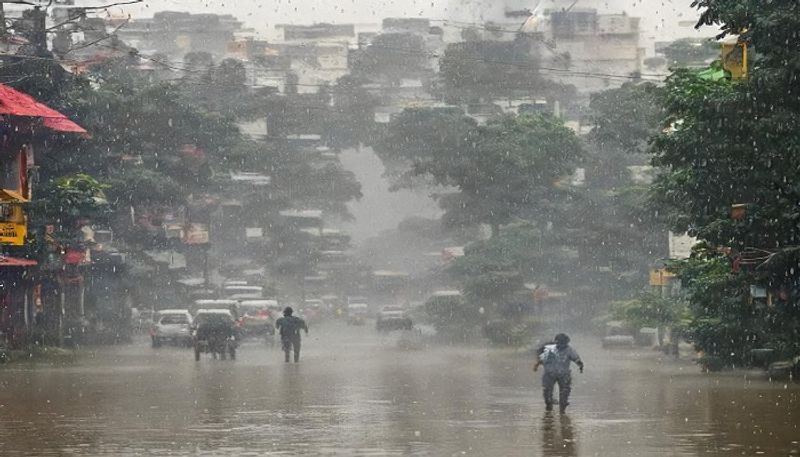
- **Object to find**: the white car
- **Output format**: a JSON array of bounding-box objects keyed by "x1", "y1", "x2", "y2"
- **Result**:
[{"x1": 151, "y1": 309, "x2": 193, "y2": 348}]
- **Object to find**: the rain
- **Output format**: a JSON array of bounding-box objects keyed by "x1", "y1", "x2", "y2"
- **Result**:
[{"x1": 0, "y1": 0, "x2": 798, "y2": 456}]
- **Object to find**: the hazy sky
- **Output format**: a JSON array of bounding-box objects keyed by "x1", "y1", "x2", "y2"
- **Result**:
[{"x1": 338, "y1": 147, "x2": 442, "y2": 243}]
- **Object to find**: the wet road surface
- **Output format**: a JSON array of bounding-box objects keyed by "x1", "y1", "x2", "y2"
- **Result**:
[{"x1": 1, "y1": 322, "x2": 798, "y2": 456}]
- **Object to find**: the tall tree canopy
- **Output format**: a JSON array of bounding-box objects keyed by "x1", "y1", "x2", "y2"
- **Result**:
[
  {"x1": 376, "y1": 109, "x2": 583, "y2": 236},
  {"x1": 651, "y1": 0, "x2": 800, "y2": 365},
  {"x1": 439, "y1": 38, "x2": 575, "y2": 103}
]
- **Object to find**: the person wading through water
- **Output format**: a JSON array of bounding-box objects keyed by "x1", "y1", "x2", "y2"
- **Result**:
[
  {"x1": 534, "y1": 333, "x2": 584, "y2": 413},
  {"x1": 275, "y1": 307, "x2": 308, "y2": 363}
]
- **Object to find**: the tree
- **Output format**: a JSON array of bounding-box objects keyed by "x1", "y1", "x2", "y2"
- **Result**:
[
  {"x1": 184, "y1": 51, "x2": 214, "y2": 70},
  {"x1": 325, "y1": 75, "x2": 381, "y2": 148},
  {"x1": 351, "y1": 33, "x2": 429, "y2": 84},
  {"x1": 589, "y1": 82, "x2": 662, "y2": 155},
  {"x1": 650, "y1": 1, "x2": 800, "y2": 366},
  {"x1": 377, "y1": 110, "x2": 583, "y2": 236},
  {"x1": 568, "y1": 83, "x2": 668, "y2": 302},
  {"x1": 611, "y1": 292, "x2": 690, "y2": 345},
  {"x1": 439, "y1": 38, "x2": 575, "y2": 103},
  {"x1": 446, "y1": 224, "x2": 567, "y2": 345},
  {"x1": 33, "y1": 174, "x2": 110, "y2": 245},
  {"x1": 374, "y1": 107, "x2": 476, "y2": 188},
  {"x1": 214, "y1": 58, "x2": 247, "y2": 89}
]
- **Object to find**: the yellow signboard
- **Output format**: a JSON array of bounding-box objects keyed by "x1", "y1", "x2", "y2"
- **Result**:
[
  {"x1": 0, "y1": 221, "x2": 26, "y2": 246},
  {"x1": 722, "y1": 41, "x2": 748, "y2": 80},
  {"x1": 649, "y1": 268, "x2": 676, "y2": 286},
  {"x1": 0, "y1": 191, "x2": 29, "y2": 246}
]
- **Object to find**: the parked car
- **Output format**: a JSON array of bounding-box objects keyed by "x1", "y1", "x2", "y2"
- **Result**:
[
  {"x1": 302, "y1": 299, "x2": 325, "y2": 323},
  {"x1": 347, "y1": 303, "x2": 368, "y2": 325},
  {"x1": 376, "y1": 306, "x2": 413, "y2": 332},
  {"x1": 192, "y1": 309, "x2": 238, "y2": 361},
  {"x1": 223, "y1": 285, "x2": 264, "y2": 300},
  {"x1": 151, "y1": 310, "x2": 193, "y2": 347},
  {"x1": 192, "y1": 299, "x2": 239, "y2": 318},
  {"x1": 237, "y1": 300, "x2": 277, "y2": 339}
]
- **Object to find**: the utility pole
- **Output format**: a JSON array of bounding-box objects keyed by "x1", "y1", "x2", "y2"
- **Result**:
[
  {"x1": 30, "y1": 6, "x2": 46, "y2": 55},
  {"x1": 0, "y1": 3, "x2": 6, "y2": 36}
]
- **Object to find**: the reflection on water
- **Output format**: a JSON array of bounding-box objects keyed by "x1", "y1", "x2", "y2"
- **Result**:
[
  {"x1": 542, "y1": 413, "x2": 577, "y2": 457},
  {"x1": 0, "y1": 324, "x2": 798, "y2": 456}
]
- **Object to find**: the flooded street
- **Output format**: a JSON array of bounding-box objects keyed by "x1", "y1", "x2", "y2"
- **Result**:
[{"x1": 0, "y1": 323, "x2": 797, "y2": 456}]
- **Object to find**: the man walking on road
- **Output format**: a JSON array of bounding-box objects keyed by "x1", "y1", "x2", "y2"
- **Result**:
[
  {"x1": 534, "y1": 333, "x2": 584, "y2": 413},
  {"x1": 275, "y1": 307, "x2": 309, "y2": 363}
]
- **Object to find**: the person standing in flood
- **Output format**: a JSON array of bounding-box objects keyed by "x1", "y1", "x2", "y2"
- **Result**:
[
  {"x1": 275, "y1": 307, "x2": 308, "y2": 363},
  {"x1": 534, "y1": 333, "x2": 584, "y2": 413}
]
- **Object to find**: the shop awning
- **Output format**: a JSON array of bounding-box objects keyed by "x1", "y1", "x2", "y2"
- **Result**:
[
  {"x1": 0, "y1": 83, "x2": 87, "y2": 134},
  {"x1": 0, "y1": 256, "x2": 37, "y2": 267},
  {"x1": 0, "y1": 189, "x2": 28, "y2": 203}
]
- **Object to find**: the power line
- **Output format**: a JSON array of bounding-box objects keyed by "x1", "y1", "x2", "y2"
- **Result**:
[{"x1": 0, "y1": 40, "x2": 659, "y2": 86}]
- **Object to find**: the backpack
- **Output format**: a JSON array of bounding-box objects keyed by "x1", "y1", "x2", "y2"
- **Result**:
[{"x1": 538, "y1": 343, "x2": 557, "y2": 364}]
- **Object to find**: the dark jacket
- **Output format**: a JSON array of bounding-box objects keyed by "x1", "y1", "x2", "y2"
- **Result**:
[{"x1": 275, "y1": 315, "x2": 308, "y2": 339}]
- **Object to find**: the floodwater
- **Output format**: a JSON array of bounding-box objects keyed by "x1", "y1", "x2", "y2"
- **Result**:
[{"x1": 0, "y1": 323, "x2": 798, "y2": 456}]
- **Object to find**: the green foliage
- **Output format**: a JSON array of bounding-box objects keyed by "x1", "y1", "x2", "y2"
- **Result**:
[
  {"x1": 589, "y1": 82, "x2": 663, "y2": 154},
  {"x1": 651, "y1": 65, "x2": 800, "y2": 249},
  {"x1": 215, "y1": 58, "x2": 247, "y2": 88},
  {"x1": 264, "y1": 145, "x2": 363, "y2": 220},
  {"x1": 377, "y1": 110, "x2": 583, "y2": 234},
  {"x1": 669, "y1": 245, "x2": 766, "y2": 366},
  {"x1": 326, "y1": 75, "x2": 381, "y2": 148},
  {"x1": 45, "y1": 174, "x2": 109, "y2": 217},
  {"x1": 611, "y1": 293, "x2": 690, "y2": 331},
  {"x1": 105, "y1": 167, "x2": 186, "y2": 206},
  {"x1": 184, "y1": 52, "x2": 214, "y2": 70},
  {"x1": 649, "y1": 0, "x2": 800, "y2": 365},
  {"x1": 424, "y1": 294, "x2": 482, "y2": 335},
  {"x1": 0, "y1": 58, "x2": 76, "y2": 105},
  {"x1": 34, "y1": 174, "x2": 110, "y2": 243},
  {"x1": 439, "y1": 39, "x2": 576, "y2": 102},
  {"x1": 483, "y1": 317, "x2": 541, "y2": 347},
  {"x1": 449, "y1": 224, "x2": 576, "y2": 307}
]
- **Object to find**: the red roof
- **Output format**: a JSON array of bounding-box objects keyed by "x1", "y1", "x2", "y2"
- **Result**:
[
  {"x1": 0, "y1": 83, "x2": 87, "y2": 133},
  {"x1": 0, "y1": 256, "x2": 37, "y2": 267}
]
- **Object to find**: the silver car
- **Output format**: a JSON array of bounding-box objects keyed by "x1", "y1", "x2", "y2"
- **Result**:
[{"x1": 151, "y1": 310, "x2": 193, "y2": 348}]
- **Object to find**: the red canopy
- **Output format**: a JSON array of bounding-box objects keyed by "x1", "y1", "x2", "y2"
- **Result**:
[{"x1": 0, "y1": 83, "x2": 87, "y2": 134}]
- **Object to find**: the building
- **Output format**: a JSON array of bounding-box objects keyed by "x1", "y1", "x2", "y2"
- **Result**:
[
  {"x1": 0, "y1": 83, "x2": 87, "y2": 346},
  {"x1": 117, "y1": 11, "x2": 243, "y2": 58},
  {"x1": 529, "y1": 9, "x2": 643, "y2": 93},
  {"x1": 277, "y1": 23, "x2": 355, "y2": 43},
  {"x1": 382, "y1": 18, "x2": 431, "y2": 35}
]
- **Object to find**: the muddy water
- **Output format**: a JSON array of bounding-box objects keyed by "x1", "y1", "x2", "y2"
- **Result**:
[{"x1": 0, "y1": 323, "x2": 798, "y2": 456}]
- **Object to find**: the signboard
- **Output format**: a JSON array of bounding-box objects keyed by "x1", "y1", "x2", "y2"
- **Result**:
[
  {"x1": 668, "y1": 231, "x2": 697, "y2": 260},
  {"x1": 722, "y1": 41, "x2": 748, "y2": 80},
  {"x1": 0, "y1": 221, "x2": 26, "y2": 245},
  {"x1": 649, "y1": 268, "x2": 676, "y2": 286},
  {"x1": 0, "y1": 196, "x2": 27, "y2": 246}
]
